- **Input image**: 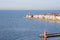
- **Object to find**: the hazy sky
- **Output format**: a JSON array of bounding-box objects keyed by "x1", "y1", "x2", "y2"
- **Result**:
[{"x1": 0, "y1": 0, "x2": 60, "y2": 10}]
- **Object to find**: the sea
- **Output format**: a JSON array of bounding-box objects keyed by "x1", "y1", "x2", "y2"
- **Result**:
[{"x1": 0, "y1": 10, "x2": 60, "y2": 40}]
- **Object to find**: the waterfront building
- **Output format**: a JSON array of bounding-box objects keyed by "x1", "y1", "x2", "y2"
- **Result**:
[{"x1": 26, "y1": 14, "x2": 33, "y2": 18}]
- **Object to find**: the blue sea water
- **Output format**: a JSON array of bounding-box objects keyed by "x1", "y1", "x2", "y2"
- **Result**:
[{"x1": 0, "y1": 10, "x2": 60, "y2": 40}]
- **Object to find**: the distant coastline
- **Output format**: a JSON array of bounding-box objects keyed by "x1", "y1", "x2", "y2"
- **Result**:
[{"x1": 25, "y1": 13, "x2": 60, "y2": 23}]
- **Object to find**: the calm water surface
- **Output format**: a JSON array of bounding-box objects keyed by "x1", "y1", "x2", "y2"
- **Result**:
[{"x1": 0, "y1": 10, "x2": 60, "y2": 40}]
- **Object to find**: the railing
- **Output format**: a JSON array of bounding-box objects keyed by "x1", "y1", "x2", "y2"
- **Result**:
[{"x1": 39, "y1": 32, "x2": 60, "y2": 40}]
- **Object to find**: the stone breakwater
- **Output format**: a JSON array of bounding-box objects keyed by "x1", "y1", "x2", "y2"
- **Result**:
[{"x1": 25, "y1": 14, "x2": 60, "y2": 21}]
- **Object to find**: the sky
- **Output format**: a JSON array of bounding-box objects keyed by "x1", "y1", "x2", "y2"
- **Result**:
[{"x1": 0, "y1": 0, "x2": 60, "y2": 10}]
